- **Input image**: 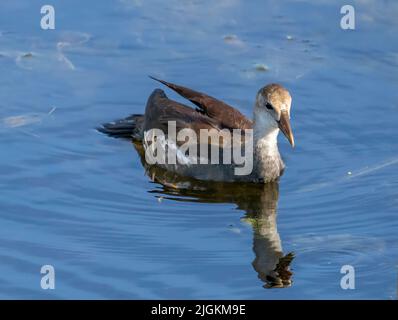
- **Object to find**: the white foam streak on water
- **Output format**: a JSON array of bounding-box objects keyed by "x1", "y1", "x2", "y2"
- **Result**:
[{"x1": 295, "y1": 157, "x2": 398, "y2": 194}]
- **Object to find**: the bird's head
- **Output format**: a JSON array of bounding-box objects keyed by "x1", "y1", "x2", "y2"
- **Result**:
[{"x1": 254, "y1": 83, "x2": 294, "y2": 147}]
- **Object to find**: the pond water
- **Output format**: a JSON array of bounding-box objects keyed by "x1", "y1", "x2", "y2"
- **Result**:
[{"x1": 0, "y1": 0, "x2": 397, "y2": 299}]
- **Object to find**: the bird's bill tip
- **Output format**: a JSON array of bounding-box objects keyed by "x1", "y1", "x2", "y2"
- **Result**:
[{"x1": 288, "y1": 134, "x2": 295, "y2": 148}]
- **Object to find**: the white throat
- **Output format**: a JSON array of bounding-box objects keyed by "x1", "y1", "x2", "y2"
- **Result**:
[
  {"x1": 253, "y1": 110, "x2": 279, "y2": 151},
  {"x1": 252, "y1": 109, "x2": 284, "y2": 182}
]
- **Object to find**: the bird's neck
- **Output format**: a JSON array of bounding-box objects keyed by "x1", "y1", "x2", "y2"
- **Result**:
[{"x1": 253, "y1": 112, "x2": 284, "y2": 182}]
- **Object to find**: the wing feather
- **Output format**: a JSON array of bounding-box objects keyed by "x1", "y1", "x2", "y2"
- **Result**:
[{"x1": 149, "y1": 76, "x2": 252, "y2": 130}]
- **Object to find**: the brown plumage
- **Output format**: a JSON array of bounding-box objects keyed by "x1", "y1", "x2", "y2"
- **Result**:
[
  {"x1": 148, "y1": 76, "x2": 253, "y2": 131},
  {"x1": 98, "y1": 77, "x2": 294, "y2": 183},
  {"x1": 98, "y1": 77, "x2": 253, "y2": 140}
]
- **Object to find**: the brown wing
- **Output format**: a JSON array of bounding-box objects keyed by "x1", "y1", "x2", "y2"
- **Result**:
[
  {"x1": 149, "y1": 76, "x2": 252, "y2": 130},
  {"x1": 143, "y1": 89, "x2": 222, "y2": 135}
]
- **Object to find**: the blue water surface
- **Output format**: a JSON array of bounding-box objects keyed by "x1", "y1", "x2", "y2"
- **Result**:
[{"x1": 0, "y1": 0, "x2": 397, "y2": 299}]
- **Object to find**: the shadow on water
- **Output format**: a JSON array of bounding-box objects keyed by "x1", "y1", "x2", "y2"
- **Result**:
[{"x1": 133, "y1": 142, "x2": 294, "y2": 289}]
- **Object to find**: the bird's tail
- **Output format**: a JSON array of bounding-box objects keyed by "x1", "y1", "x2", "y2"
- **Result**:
[{"x1": 97, "y1": 114, "x2": 144, "y2": 140}]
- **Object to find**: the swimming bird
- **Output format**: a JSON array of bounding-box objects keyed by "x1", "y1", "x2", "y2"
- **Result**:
[{"x1": 98, "y1": 77, "x2": 295, "y2": 183}]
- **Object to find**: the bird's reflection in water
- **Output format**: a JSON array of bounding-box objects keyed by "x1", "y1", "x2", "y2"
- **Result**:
[{"x1": 133, "y1": 143, "x2": 294, "y2": 288}]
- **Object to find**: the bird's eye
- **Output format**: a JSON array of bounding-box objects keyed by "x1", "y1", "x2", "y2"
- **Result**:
[{"x1": 265, "y1": 103, "x2": 273, "y2": 110}]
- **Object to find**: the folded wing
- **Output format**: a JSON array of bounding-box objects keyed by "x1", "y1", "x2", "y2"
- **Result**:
[{"x1": 149, "y1": 76, "x2": 252, "y2": 130}]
